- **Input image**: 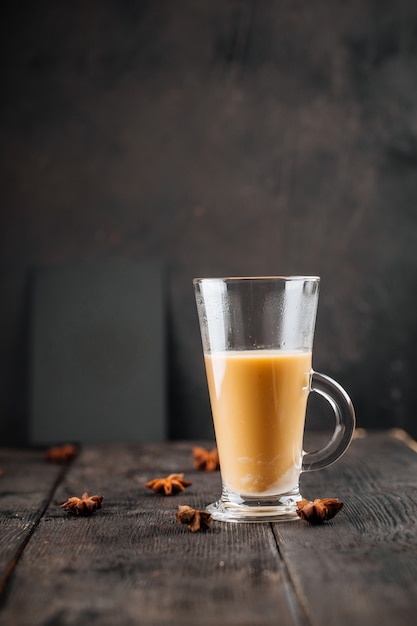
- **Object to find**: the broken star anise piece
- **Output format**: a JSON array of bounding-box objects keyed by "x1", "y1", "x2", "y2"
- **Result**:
[
  {"x1": 192, "y1": 446, "x2": 220, "y2": 472},
  {"x1": 145, "y1": 473, "x2": 192, "y2": 496},
  {"x1": 296, "y1": 498, "x2": 343, "y2": 524},
  {"x1": 176, "y1": 505, "x2": 212, "y2": 532},
  {"x1": 46, "y1": 443, "x2": 78, "y2": 463},
  {"x1": 60, "y1": 492, "x2": 103, "y2": 516}
]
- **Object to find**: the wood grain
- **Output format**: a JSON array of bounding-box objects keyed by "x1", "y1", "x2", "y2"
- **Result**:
[
  {"x1": 1, "y1": 433, "x2": 417, "y2": 625},
  {"x1": 278, "y1": 431, "x2": 417, "y2": 626},
  {"x1": 0, "y1": 442, "x2": 307, "y2": 626},
  {"x1": 0, "y1": 448, "x2": 69, "y2": 596}
]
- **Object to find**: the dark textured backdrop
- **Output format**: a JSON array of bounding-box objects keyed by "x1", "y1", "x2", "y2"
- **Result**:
[{"x1": 1, "y1": 0, "x2": 417, "y2": 443}]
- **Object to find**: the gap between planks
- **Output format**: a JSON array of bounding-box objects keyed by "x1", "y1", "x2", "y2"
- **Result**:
[
  {"x1": 0, "y1": 459, "x2": 73, "y2": 602},
  {"x1": 269, "y1": 522, "x2": 312, "y2": 626},
  {"x1": 352, "y1": 426, "x2": 417, "y2": 454},
  {"x1": 388, "y1": 428, "x2": 417, "y2": 453}
]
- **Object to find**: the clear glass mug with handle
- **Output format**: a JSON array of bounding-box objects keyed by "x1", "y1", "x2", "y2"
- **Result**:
[{"x1": 194, "y1": 276, "x2": 356, "y2": 522}]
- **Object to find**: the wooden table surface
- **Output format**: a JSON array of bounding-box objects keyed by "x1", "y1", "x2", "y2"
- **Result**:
[{"x1": 1, "y1": 430, "x2": 417, "y2": 626}]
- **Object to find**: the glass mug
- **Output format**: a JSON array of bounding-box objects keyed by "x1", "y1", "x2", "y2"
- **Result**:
[{"x1": 193, "y1": 276, "x2": 356, "y2": 522}]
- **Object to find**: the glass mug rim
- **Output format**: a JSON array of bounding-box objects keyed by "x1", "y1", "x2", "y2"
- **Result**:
[{"x1": 193, "y1": 275, "x2": 320, "y2": 283}]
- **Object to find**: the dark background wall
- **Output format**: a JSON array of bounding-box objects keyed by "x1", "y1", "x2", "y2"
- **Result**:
[{"x1": 1, "y1": 0, "x2": 417, "y2": 444}]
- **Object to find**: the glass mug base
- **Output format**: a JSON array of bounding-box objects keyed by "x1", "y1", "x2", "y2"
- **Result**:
[{"x1": 206, "y1": 486, "x2": 303, "y2": 523}]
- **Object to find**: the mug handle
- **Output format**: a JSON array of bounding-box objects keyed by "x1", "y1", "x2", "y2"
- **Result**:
[{"x1": 302, "y1": 371, "x2": 356, "y2": 472}]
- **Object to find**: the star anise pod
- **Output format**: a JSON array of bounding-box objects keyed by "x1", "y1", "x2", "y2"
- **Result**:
[
  {"x1": 46, "y1": 443, "x2": 78, "y2": 463},
  {"x1": 296, "y1": 498, "x2": 343, "y2": 524},
  {"x1": 60, "y1": 492, "x2": 104, "y2": 515},
  {"x1": 176, "y1": 505, "x2": 212, "y2": 532},
  {"x1": 145, "y1": 473, "x2": 192, "y2": 496},
  {"x1": 192, "y1": 446, "x2": 220, "y2": 472}
]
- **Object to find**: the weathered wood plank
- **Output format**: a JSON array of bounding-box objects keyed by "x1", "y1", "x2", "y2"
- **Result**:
[
  {"x1": 0, "y1": 448, "x2": 69, "y2": 595},
  {"x1": 277, "y1": 431, "x2": 417, "y2": 626},
  {"x1": 0, "y1": 442, "x2": 307, "y2": 626},
  {"x1": 1, "y1": 434, "x2": 417, "y2": 626}
]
